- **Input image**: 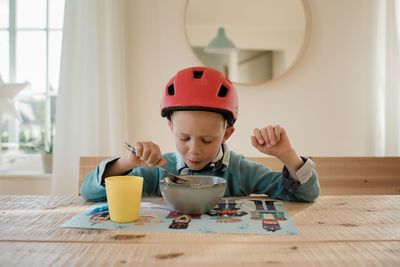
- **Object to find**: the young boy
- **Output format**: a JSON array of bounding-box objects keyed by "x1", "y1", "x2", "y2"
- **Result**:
[{"x1": 81, "y1": 66, "x2": 320, "y2": 202}]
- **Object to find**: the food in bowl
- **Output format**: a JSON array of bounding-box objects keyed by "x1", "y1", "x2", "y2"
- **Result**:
[{"x1": 159, "y1": 175, "x2": 226, "y2": 214}]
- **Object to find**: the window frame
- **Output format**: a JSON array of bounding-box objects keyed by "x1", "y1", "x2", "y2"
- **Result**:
[{"x1": 0, "y1": 0, "x2": 63, "y2": 157}]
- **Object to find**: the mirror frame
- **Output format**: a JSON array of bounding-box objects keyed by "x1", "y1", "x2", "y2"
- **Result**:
[{"x1": 183, "y1": 0, "x2": 312, "y2": 86}]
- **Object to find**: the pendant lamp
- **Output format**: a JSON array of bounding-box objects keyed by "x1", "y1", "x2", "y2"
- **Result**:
[{"x1": 204, "y1": 27, "x2": 236, "y2": 54}]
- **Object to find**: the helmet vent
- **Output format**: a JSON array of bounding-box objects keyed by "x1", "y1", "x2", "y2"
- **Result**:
[
  {"x1": 167, "y1": 84, "x2": 175, "y2": 95},
  {"x1": 218, "y1": 85, "x2": 229, "y2": 97},
  {"x1": 193, "y1": 70, "x2": 204, "y2": 79}
]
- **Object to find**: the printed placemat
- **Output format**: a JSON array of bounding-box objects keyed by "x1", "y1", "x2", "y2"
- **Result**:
[{"x1": 61, "y1": 198, "x2": 298, "y2": 235}]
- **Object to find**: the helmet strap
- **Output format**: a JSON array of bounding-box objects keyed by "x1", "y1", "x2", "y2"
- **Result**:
[{"x1": 206, "y1": 145, "x2": 224, "y2": 169}]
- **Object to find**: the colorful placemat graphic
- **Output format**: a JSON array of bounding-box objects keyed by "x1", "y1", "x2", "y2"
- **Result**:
[{"x1": 61, "y1": 198, "x2": 298, "y2": 235}]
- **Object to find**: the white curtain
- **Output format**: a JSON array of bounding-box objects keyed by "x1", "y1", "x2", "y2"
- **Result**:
[
  {"x1": 52, "y1": 0, "x2": 128, "y2": 195},
  {"x1": 373, "y1": 0, "x2": 400, "y2": 156}
]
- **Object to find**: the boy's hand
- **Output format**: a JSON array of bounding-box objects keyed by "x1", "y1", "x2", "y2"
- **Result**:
[
  {"x1": 251, "y1": 125, "x2": 293, "y2": 158},
  {"x1": 122, "y1": 141, "x2": 167, "y2": 168},
  {"x1": 251, "y1": 125, "x2": 305, "y2": 180},
  {"x1": 104, "y1": 141, "x2": 167, "y2": 178}
]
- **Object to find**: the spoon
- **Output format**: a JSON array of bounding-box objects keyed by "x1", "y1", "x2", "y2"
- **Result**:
[{"x1": 123, "y1": 142, "x2": 194, "y2": 184}]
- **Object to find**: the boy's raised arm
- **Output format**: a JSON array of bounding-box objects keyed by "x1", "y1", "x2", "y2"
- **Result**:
[{"x1": 251, "y1": 125, "x2": 308, "y2": 181}]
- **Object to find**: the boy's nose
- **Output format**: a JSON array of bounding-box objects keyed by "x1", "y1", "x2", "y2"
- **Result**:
[{"x1": 189, "y1": 141, "x2": 202, "y2": 155}]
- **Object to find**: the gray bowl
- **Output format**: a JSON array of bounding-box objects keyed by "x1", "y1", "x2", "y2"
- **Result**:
[{"x1": 159, "y1": 175, "x2": 226, "y2": 214}]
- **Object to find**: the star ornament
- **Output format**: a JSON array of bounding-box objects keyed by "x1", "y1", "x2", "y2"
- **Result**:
[{"x1": 0, "y1": 75, "x2": 29, "y2": 119}]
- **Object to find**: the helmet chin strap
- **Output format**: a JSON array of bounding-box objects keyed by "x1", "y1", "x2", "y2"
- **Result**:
[
  {"x1": 207, "y1": 145, "x2": 224, "y2": 169},
  {"x1": 223, "y1": 119, "x2": 228, "y2": 130},
  {"x1": 207, "y1": 120, "x2": 227, "y2": 168}
]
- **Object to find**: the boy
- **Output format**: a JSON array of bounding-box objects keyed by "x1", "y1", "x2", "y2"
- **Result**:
[{"x1": 81, "y1": 66, "x2": 320, "y2": 202}]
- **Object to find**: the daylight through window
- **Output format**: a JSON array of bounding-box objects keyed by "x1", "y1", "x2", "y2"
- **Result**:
[{"x1": 0, "y1": 0, "x2": 64, "y2": 157}]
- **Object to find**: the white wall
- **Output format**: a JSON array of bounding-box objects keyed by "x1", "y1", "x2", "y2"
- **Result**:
[
  {"x1": 0, "y1": 155, "x2": 51, "y2": 194},
  {"x1": 125, "y1": 0, "x2": 375, "y2": 157},
  {"x1": 0, "y1": 0, "x2": 376, "y2": 195}
]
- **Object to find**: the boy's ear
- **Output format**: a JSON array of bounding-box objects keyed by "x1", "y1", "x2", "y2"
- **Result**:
[{"x1": 222, "y1": 126, "x2": 235, "y2": 143}]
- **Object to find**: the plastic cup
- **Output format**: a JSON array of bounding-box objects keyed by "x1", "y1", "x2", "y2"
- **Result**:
[{"x1": 105, "y1": 176, "x2": 144, "y2": 222}]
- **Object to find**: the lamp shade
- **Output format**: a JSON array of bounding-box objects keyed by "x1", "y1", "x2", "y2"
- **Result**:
[{"x1": 204, "y1": 27, "x2": 236, "y2": 54}]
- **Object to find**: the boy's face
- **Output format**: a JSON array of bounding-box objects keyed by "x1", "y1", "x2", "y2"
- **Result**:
[{"x1": 169, "y1": 110, "x2": 234, "y2": 170}]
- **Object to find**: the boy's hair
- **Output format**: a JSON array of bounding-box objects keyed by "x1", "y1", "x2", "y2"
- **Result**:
[{"x1": 160, "y1": 66, "x2": 239, "y2": 126}]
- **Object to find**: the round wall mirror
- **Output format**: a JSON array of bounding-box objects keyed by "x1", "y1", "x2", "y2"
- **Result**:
[{"x1": 185, "y1": 0, "x2": 311, "y2": 85}]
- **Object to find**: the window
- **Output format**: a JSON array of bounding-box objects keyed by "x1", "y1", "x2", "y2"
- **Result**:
[{"x1": 0, "y1": 0, "x2": 64, "y2": 157}]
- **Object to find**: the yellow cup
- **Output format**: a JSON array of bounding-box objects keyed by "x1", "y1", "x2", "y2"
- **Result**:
[{"x1": 105, "y1": 176, "x2": 144, "y2": 223}]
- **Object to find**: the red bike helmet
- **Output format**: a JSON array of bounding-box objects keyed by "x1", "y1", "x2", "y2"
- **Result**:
[{"x1": 161, "y1": 66, "x2": 238, "y2": 126}]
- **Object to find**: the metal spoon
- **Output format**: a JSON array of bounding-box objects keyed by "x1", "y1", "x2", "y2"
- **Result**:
[{"x1": 123, "y1": 142, "x2": 194, "y2": 184}]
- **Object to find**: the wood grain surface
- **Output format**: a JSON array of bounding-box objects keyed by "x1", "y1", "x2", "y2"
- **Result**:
[{"x1": 1, "y1": 195, "x2": 399, "y2": 266}]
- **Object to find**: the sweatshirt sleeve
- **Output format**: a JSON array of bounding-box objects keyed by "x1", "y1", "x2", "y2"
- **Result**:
[
  {"x1": 80, "y1": 156, "x2": 171, "y2": 202},
  {"x1": 79, "y1": 157, "x2": 119, "y2": 202},
  {"x1": 232, "y1": 155, "x2": 320, "y2": 202}
]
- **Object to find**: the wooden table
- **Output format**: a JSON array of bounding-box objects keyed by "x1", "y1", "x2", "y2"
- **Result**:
[{"x1": 1, "y1": 195, "x2": 399, "y2": 266}]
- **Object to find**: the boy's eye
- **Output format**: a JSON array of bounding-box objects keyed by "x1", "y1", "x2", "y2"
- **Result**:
[
  {"x1": 202, "y1": 140, "x2": 213, "y2": 144},
  {"x1": 180, "y1": 137, "x2": 190, "y2": 141}
]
